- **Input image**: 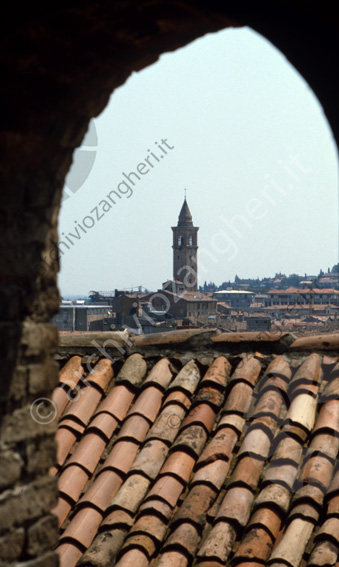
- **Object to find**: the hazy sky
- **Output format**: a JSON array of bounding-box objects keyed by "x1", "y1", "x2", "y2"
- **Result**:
[{"x1": 58, "y1": 26, "x2": 338, "y2": 297}]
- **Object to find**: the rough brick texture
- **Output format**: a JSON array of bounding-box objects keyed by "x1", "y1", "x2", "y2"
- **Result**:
[{"x1": 0, "y1": 2, "x2": 338, "y2": 566}]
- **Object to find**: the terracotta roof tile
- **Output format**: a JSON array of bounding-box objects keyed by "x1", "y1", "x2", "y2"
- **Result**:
[
  {"x1": 50, "y1": 334, "x2": 339, "y2": 567},
  {"x1": 77, "y1": 469, "x2": 123, "y2": 511},
  {"x1": 145, "y1": 475, "x2": 185, "y2": 508},
  {"x1": 162, "y1": 522, "x2": 200, "y2": 556},
  {"x1": 114, "y1": 548, "x2": 149, "y2": 567},
  {"x1": 192, "y1": 459, "x2": 231, "y2": 491},
  {"x1": 59, "y1": 385, "x2": 102, "y2": 427},
  {"x1": 58, "y1": 355, "x2": 84, "y2": 389},
  {"x1": 307, "y1": 540, "x2": 339, "y2": 566},
  {"x1": 92, "y1": 384, "x2": 135, "y2": 422},
  {"x1": 63, "y1": 433, "x2": 106, "y2": 473},
  {"x1": 85, "y1": 358, "x2": 113, "y2": 392},
  {"x1": 57, "y1": 543, "x2": 83, "y2": 567},
  {"x1": 196, "y1": 521, "x2": 237, "y2": 563},
  {"x1": 57, "y1": 465, "x2": 90, "y2": 503}
]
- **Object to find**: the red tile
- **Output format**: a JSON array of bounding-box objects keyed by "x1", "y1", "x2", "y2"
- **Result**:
[
  {"x1": 160, "y1": 450, "x2": 196, "y2": 482},
  {"x1": 94, "y1": 385, "x2": 135, "y2": 422},
  {"x1": 197, "y1": 427, "x2": 238, "y2": 466},
  {"x1": 233, "y1": 527, "x2": 273, "y2": 562},
  {"x1": 162, "y1": 389, "x2": 192, "y2": 411},
  {"x1": 228, "y1": 456, "x2": 264, "y2": 491},
  {"x1": 101, "y1": 508, "x2": 134, "y2": 529},
  {"x1": 60, "y1": 506, "x2": 103, "y2": 548},
  {"x1": 172, "y1": 484, "x2": 217, "y2": 528},
  {"x1": 289, "y1": 353, "x2": 322, "y2": 391},
  {"x1": 52, "y1": 496, "x2": 72, "y2": 528},
  {"x1": 223, "y1": 382, "x2": 254, "y2": 416},
  {"x1": 237, "y1": 427, "x2": 272, "y2": 460},
  {"x1": 64, "y1": 432, "x2": 106, "y2": 473},
  {"x1": 180, "y1": 403, "x2": 217, "y2": 432},
  {"x1": 77, "y1": 470, "x2": 123, "y2": 511},
  {"x1": 139, "y1": 498, "x2": 173, "y2": 521},
  {"x1": 86, "y1": 358, "x2": 113, "y2": 392},
  {"x1": 58, "y1": 465, "x2": 89, "y2": 502},
  {"x1": 145, "y1": 475, "x2": 184, "y2": 508},
  {"x1": 57, "y1": 542, "x2": 83, "y2": 567},
  {"x1": 101, "y1": 440, "x2": 140, "y2": 476},
  {"x1": 262, "y1": 462, "x2": 298, "y2": 490},
  {"x1": 58, "y1": 356, "x2": 83, "y2": 388},
  {"x1": 196, "y1": 521, "x2": 237, "y2": 563},
  {"x1": 117, "y1": 415, "x2": 150, "y2": 443},
  {"x1": 114, "y1": 548, "x2": 149, "y2": 567},
  {"x1": 129, "y1": 439, "x2": 169, "y2": 480},
  {"x1": 194, "y1": 386, "x2": 224, "y2": 409},
  {"x1": 312, "y1": 399, "x2": 339, "y2": 435},
  {"x1": 199, "y1": 356, "x2": 232, "y2": 388},
  {"x1": 146, "y1": 405, "x2": 187, "y2": 444},
  {"x1": 52, "y1": 387, "x2": 71, "y2": 419},
  {"x1": 229, "y1": 354, "x2": 262, "y2": 386},
  {"x1": 120, "y1": 532, "x2": 156, "y2": 557},
  {"x1": 172, "y1": 425, "x2": 207, "y2": 458},
  {"x1": 87, "y1": 411, "x2": 119, "y2": 440},
  {"x1": 327, "y1": 494, "x2": 339, "y2": 515},
  {"x1": 131, "y1": 513, "x2": 167, "y2": 542},
  {"x1": 163, "y1": 522, "x2": 200, "y2": 556},
  {"x1": 216, "y1": 486, "x2": 254, "y2": 527},
  {"x1": 108, "y1": 474, "x2": 150, "y2": 514},
  {"x1": 55, "y1": 427, "x2": 78, "y2": 467},
  {"x1": 127, "y1": 386, "x2": 163, "y2": 422},
  {"x1": 248, "y1": 506, "x2": 283, "y2": 536},
  {"x1": 193, "y1": 460, "x2": 230, "y2": 492},
  {"x1": 301, "y1": 454, "x2": 334, "y2": 491},
  {"x1": 142, "y1": 358, "x2": 173, "y2": 389},
  {"x1": 60, "y1": 385, "x2": 102, "y2": 426}
]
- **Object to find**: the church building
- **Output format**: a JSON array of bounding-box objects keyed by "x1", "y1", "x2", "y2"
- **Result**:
[{"x1": 171, "y1": 197, "x2": 199, "y2": 291}]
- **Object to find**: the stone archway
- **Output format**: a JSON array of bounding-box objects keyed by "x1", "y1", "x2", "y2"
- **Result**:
[{"x1": 0, "y1": 2, "x2": 338, "y2": 565}]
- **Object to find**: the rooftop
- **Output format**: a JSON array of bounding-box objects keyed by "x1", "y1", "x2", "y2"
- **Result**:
[{"x1": 50, "y1": 330, "x2": 339, "y2": 567}]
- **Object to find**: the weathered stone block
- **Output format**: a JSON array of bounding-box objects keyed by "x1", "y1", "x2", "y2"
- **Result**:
[
  {"x1": 26, "y1": 436, "x2": 57, "y2": 475},
  {"x1": 1, "y1": 405, "x2": 57, "y2": 444},
  {"x1": 27, "y1": 514, "x2": 59, "y2": 556},
  {"x1": 12, "y1": 550, "x2": 59, "y2": 567},
  {"x1": 0, "y1": 527, "x2": 25, "y2": 561},
  {"x1": 21, "y1": 322, "x2": 58, "y2": 358},
  {"x1": 0, "y1": 477, "x2": 57, "y2": 532},
  {"x1": 8, "y1": 366, "x2": 28, "y2": 403},
  {"x1": 28, "y1": 361, "x2": 59, "y2": 395},
  {"x1": 0, "y1": 450, "x2": 23, "y2": 490}
]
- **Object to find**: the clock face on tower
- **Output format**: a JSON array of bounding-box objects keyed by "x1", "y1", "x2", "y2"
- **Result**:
[{"x1": 171, "y1": 198, "x2": 199, "y2": 291}]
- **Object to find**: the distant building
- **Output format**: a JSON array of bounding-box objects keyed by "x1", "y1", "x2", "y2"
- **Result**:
[
  {"x1": 246, "y1": 313, "x2": 272, "y2": 332},
  {"x1": 213, "y1": 290, "x2": 254, "y2": 309},
  {"x1": 151, "y1": 282, "x2": 217, "y2": 320},
  {"x1": 266, "y1": 288, "x2": 339, "y2": 307},
  {"x1": 52, "y1": 305, "x2": 113, "y2": 331},
  {"x1": 172, "y1": 198, "x2": 199, "y2": 291}
]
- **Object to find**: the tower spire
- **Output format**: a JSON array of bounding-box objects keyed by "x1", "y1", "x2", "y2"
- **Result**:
[{"x1": 172, "y1": 196, "x2": 199, "y2": 291}]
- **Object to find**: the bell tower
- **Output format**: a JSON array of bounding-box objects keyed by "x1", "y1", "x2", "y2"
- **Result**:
[{"x1": 172, "y1": 197, "x2": 199, "y2": 291}]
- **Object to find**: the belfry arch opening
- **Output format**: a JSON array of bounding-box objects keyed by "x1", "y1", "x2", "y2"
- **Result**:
[{"x1": 0, "y1": 5, "x2": 338, "y2": 567}]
